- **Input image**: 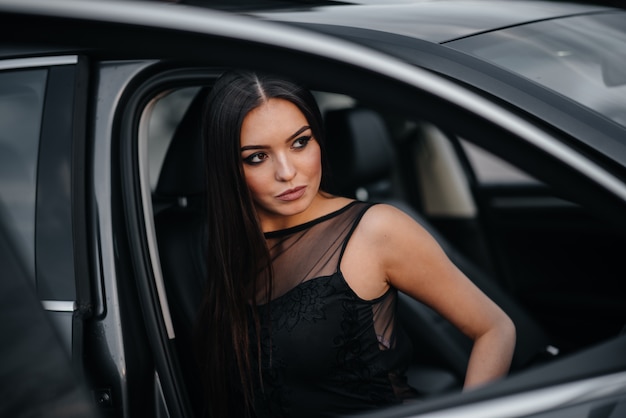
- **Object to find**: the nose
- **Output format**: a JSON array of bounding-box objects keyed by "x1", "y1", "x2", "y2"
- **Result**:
[{"x1": 274, "y1": 154, "x2": 296, "y2": 182}]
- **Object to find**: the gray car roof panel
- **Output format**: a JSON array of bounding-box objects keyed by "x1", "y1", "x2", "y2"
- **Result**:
[{"x1": 253, "y1": 0, "x2": 616, "y2": 43}]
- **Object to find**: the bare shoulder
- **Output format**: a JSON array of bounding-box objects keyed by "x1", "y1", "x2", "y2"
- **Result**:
[
  {"x1": 361, "y1": 202, "x2": 412, "y2": 222},
  {"x1": 358, "y1": 203, "x2": 431, "y2": 244},
  {"x1": 358, "y1": 203, "x2": 447, "y2": 272},
  {"x1": 343, "y1": 202, "x2": 444, "y2": 297}
]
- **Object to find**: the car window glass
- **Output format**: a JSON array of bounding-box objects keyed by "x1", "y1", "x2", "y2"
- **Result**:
[
  {"x1": 449, "y1": 12, "x2": 626, "y2": 129},
  {"x1": 148, "y1": 87, "x2": 199, "y2": 191},
  {"x1": 0, "y1": 68, "x2": 47, "y2": 281},
  {"x1": 460, "y1": 139, "x2": 539, "y2": 185}
]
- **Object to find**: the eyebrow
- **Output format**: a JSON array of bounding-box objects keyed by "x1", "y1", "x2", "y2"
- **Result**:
[{"x1": 240, "y1": 125, "x2": 311, "y2": 152}]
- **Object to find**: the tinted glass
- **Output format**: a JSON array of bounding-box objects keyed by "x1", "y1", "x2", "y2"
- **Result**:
[
  {"x1": 36, "y1": 65, "x2": 79, "y2": 301},
  {"x1": 460, "y1": 139, "x2": 538, "y2": 185},
  {"x1": 148, "y1": 87, "x2": 198, "y2": 190},
  {"x1": 0, "y1": 69, "x2": 47, "y2": 281},
  {"x1": 449, "y1": 12, "x2": 626, "y2": 129}
]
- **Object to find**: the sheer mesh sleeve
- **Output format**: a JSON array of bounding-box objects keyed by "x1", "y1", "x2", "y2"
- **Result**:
[
  {"x1": 262, "y1": 201, "x2": 398, "y2": 352},
  {"x1": 262, "y1": 201, "x2": 363, "y2": 301}
]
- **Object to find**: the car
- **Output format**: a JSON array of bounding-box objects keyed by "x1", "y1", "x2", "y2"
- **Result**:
[{"x1": 0, "y1": 0, "x2": 625, "y2": 417}]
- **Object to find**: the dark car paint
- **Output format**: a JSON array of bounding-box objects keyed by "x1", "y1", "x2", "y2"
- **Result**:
[{"x1": 0, "y1": 207, "x2": 96, "y2": 418}]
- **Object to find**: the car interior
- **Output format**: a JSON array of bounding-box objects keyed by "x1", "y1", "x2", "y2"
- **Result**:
[{"x1": 145, "y1": 76, "x2": 626, "y2": 415}]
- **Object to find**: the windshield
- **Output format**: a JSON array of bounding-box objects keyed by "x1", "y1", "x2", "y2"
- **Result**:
[{"x1": 448, "y1": 12, "x2": 626, "y2": 129}]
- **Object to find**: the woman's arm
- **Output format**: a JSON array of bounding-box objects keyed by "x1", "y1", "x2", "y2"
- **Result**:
[{"x1": 361, "y1": 204, "x2": 516, "y2": 388}]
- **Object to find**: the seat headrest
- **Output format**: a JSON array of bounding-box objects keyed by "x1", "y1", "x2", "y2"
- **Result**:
[
  {"x1": 324, "y1": 108, "x2": 395, "y2": 197},
  {"x1": 155, "y1": 88, "x2": 209, "y2": 198}
]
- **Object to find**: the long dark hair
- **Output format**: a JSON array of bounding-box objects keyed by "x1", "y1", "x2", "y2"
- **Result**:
[{"x1": 195, "y1": 70, "x2": 328, "y2": 417}]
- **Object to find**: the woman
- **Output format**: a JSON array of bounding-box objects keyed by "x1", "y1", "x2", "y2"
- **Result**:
[{"x1": 195, "y1": 70, "x2": 516, "y2": 418}]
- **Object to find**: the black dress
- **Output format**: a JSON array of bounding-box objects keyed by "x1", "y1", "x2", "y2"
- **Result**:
[{"x1": 252, "y1": 201, "x2": 417, "y2": 418}]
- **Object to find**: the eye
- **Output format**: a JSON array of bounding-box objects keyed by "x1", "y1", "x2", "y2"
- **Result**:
[
  {"x1": 292, "y1": 135, "x2": 312, "y2": 149},
  {"x1": 243, "y1": 152, "x2": 268, "y2": 165}
]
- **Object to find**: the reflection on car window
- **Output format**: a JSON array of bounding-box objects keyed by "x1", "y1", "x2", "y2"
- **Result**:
[
  {"x1": 449, "y1": 12, "x2": 626, "y2": 128},
  {"x1": 460, "y1": 139, "x2": 538, "y2": 185},
  {"x1": 148, "y1": 87, "x2": 199, "y2": 190},
  {"x1": 0, "y1": 69, "x2": 47, "y2": 281}
]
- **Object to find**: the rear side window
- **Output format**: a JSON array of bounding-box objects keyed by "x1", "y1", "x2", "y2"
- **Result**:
[
  {"x1": 460, "y1": 139, "x2": 539, "y2": 185},
  {"x1": 0, "y1": 68, "x2": 47, "y2": 281}
]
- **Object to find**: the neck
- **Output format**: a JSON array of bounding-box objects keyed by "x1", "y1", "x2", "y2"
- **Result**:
[{"x1": 258, "y1": 192, "x2": 347, "y2": 233}]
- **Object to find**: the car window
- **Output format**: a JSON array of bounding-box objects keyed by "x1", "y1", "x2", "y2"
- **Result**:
[
  {"x1": 0, "y1": 68, "x2": 47, "y2": 282},
  {"x1": 148, "y1": 87, "x2": 199, "y2": 191},
  {"x1": 460, "y1": 139, "x2": 539, "y2": 185},
  {"x1": 448, "y1": 12, "x2": 626, "y2": 129}
]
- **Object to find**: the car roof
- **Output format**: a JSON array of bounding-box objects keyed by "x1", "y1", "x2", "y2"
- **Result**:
[{"x1": 247, "y1": 0, "x2": 618, "y2": 43}]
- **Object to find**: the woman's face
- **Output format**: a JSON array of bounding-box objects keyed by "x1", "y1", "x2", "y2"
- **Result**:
[{"x1": 240, "y1": 98, "x2": 323, "y2": 230}]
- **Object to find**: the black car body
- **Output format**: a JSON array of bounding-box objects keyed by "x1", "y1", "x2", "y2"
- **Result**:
[{"x1": 0, "y1": 1, "x2": 625, "y2": 417}]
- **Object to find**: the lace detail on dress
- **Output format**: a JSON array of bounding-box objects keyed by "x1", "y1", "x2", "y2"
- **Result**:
[{"x1": 269, "y1": 276, "x2": 335, "y2": 332}]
